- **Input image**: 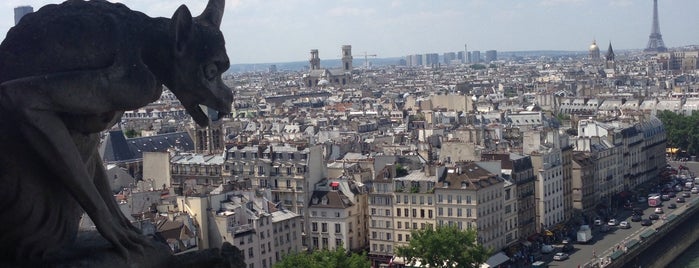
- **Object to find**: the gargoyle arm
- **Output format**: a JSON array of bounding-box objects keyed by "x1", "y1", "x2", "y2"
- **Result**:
[{"x1": 0, "y1": 54, "x2": 159, "y2": 259}]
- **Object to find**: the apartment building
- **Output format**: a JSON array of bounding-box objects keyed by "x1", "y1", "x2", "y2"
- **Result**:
[
  {"x1": 225, "y1": 143, "x2": 326, "y2": 246},
  {"x1": 436, "y1": 162, "x2": 504, "y2": 251},
  {"x1": 307, "y1": 178, "x2": 367, "y2": 252}
]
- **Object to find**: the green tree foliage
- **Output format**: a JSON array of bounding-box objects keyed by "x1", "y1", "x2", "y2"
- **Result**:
[
  {"x1": 395, "y1": 163, "x2": 409, "y2": 177},
  {"x1": 396, "y1": 225, "x2": 491, "y2": 268},
  {"x1": 273, "y1": 247, "x2": 370, "y2": 268},
  {"x1": 124, "y1": 128, "x2": 139, "y2": 138},
  {"x1": 470, "y1": 64, "x2": 486, "y2": 70},
  {"x1": 657, "y1": 111, "x2": 699, "y2": 156}
]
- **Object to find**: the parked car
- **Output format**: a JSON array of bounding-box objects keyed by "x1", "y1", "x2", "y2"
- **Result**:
[
  {"x1": 649, "y1": 214, "x2": 660, "y2": 220},
  {"x1": 541, "y1": 244, "x2": 555, "y2": 254},
  {"x1": 654, "y1": 207, "x2": 664, "y2": 214},
  {"x1": 594, "y1": 218, "x2": 603, "y2": 226},
  {"x1": 692, "y1": 187, "x2": 698, "y2": 194},
  {"x1": 669, "y1": 192, "x2": 677, "y2": 198},
  {"x1": 631, "y1": 214, "x2": 642, "y2": 222},
  {"x1": 562, "y1": 243, "x2": 574, "y2": 252},
  {"x1": 619, "y1": 221, "x2": 631, "y2": 229},
  {"x1": 608, "y1": 219, "x2": 618, "y2": 226},
  {"x1": 661, "y1": 194, "x2": 671, "y2": 201},
  {"x1": 641, "y1": 219, "x2": 653, "y2": 226},
  {"x1": 668, "y1": 203, "x2": 677, "y2": 209},
  {"x1": 683, "y1": 192, "x2": 691, "y2": 198},
  {"x1": 632, "y1": 208, "x2": 644, "y2": 215},
  {"x1": 677, "y1": 197, "x2": 686, "y2": 203},
  {"x1": 553, "y1": 252, "x2": 570, "y2": 261},
  {"x1": 637, "y1": 196, "x2": 647, "y2": 203}
]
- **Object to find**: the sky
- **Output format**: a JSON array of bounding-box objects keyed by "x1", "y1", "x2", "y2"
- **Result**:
[{"x1": 1, "y1": 0, "x2": 698, "y2": 64}]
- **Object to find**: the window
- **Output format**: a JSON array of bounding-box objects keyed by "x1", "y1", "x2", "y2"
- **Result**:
[
  {"x1": 412, "y1": 209, "x2": 416, "y2": 217},
  {"x1": 312, "y1": 223, "x2": 318, "y2": 232},
  {"x1": 398, "y1": 222, "x2": 402, "y2": 229},
  {"x1": 428, "y1": 210, "x2": 433, "y2": 219},
  {"x1": 397, "y1": 208, "x2": 401, "y2": 217},
  {"x1": 371, "y1": 208, "x2": 376, "y2": 215},
  {"x1": 386, "y1": 209, "x2": 391, "y2": 216},
  {"x1": 398, "y1": 234, "x2": 402, "y2": 241},
  {"x1": 335, "y1": 224, "x2": 341, "y2": 233},
  {"x1": 322, "y1": 223, "x2": 328, "y2": 233},
  {"x1": 336, "y1": 238, "x2": 342, "y2": 247},
  {"x1": 248, "y1": 248, "x2": 254, "y2": 258}
]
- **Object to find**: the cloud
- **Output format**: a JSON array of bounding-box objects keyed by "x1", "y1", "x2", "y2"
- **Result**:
[
  {"x1": 327, "y1": 6, "x2": 376, "y2": 17},
  {"x1": 609, "y1": 0, "x2": 632, "y2": 7},
  {"x1": 539, "y1": 0, "x2": 585, "y2": 6}
]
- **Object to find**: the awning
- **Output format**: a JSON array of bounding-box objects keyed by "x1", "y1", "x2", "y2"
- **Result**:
[
  {"x1": 330, "y1": 182, "x2": 339, "y2": 187},
  {"x1": 480, "y1": 252, "x2": 509, "y2": 268}
]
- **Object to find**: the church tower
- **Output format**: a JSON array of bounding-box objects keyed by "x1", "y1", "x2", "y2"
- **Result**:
[
  {"x1": 605, "y1": 42, "x2": 616, "y2": 69},
  {"x1": 341, "y1": 45, "x2": 353, "y2": 72},
  {"x1": 310, "y1": 49, "x2": 320, "y2": 70}
]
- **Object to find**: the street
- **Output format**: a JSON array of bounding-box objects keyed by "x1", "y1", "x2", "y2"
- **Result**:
[{"x1": 545, "y1": 161, "x2": 698, "y2": 267}]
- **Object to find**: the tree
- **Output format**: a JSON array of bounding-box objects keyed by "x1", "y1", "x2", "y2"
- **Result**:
[
  {"x1": 274, "y1": 247, "x2": 370, "y2": 268},
  {"x1": 124, "y1": 128, "x2": 139, "y2": 138},
  {"x1": 658, "y1": 110, "x2": 699, "y2": 157},
  {"x1": 395, "y1": 163, "x2": 409, "y2": 178},
  {"x1": 396, "y1": 225, "x2": 491, "y2": 268}
]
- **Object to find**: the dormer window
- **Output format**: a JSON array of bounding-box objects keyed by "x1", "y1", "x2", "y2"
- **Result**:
[
  {"x1": 321, "y1": 197, "x2": 328, "y2": 205},
  {"x1": 461, "y1": 181, "x2": 468, "y2": 189}
]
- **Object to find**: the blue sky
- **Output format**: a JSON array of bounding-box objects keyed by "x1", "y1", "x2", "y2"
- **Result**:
[{"x1": 1, "y1": 0, "x2": 698, "y2": 64}]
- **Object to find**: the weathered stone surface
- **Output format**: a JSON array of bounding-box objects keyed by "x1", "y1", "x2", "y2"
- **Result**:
[{"x1": 0, "y1": 0, "x2": 233, "y2": 265}]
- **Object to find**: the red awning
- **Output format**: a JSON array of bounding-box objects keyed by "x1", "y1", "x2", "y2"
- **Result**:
[{"x1": 330, "y1": 182, "x2": 339, "y2": 187}]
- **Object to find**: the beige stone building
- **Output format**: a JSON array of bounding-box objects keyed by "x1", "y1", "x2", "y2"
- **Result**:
[{"x1": 307, "y1": 178, "x2": 368, "y2": 252}]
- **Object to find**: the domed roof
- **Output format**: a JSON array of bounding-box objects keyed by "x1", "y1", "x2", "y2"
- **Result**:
[{"x1": 589, "y1": 41, "x2": 599, "y2": 52}]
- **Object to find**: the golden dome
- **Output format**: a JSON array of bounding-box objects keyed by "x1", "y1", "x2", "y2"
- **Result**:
[{"x1": 589, "y1": 41, "x2": 599, "y2": 52}]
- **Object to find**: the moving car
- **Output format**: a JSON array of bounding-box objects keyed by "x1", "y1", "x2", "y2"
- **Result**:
[
  {"x1": 641, "y1": 219, "x2": 653, "y2": 226},
  {"x1": 562, "y1": 243, "x2": 574, "y2": 252},
  {"x1": 654, "y1": 207, "x2": 664, "y2": 214},
  {"x1": 633, "y1": 208, "x2": 644, "y2": 215},
  {"x1": 649, "y1": 214, "x2": 660, "y2": 220},
  {"x1": 619, "y1": 221, "x2": 631, "y2": 229},
  {"x1": 677, "y1": 197, "x2": 686, "y2": 203},
  {"x1": 553, "y1": 252, "x2": 569, "y2": 261},
  {"x1": 683, "y1": 192, "x2": 691, "y2": 198},
  {"x1": 668, "y1": 203, "x2": 677, "y2": 209},
  {"x1": 631, "y1": 214, "x2": 642, "y2": 222},
  {"x1": 608, "y1": 219, "x2": 618, "y2": 226}
]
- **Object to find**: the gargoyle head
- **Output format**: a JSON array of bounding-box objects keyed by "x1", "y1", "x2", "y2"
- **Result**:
[{"x1": 168, "y1": 0, "x2": 233, "y2": 127}]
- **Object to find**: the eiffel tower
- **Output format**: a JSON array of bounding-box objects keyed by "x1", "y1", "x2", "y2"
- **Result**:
[{"x1": 645, "y1": 0, "x2": 667, "y2": 53}]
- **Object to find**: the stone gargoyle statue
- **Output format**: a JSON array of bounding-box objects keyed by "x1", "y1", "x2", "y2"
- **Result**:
[{"x1": 0, "y1": 0, "x2": 233, "y2": 265}]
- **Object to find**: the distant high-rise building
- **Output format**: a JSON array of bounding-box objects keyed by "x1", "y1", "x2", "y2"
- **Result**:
[
  {"x1": 457, "y1": 51, "x2": 464, "y2": 62},
  {"x1": 443, "y1": 52, "x2": 456, "y2": 65},
  {"x1": 422, "y1": 53, "x2": 438, "y2": 67},
  {"x1": 464, "y1": 44, "x2": 468, "y2": 63},
  {"x1": 268, "y1": 64, "x2": 277, "y2": 73},
  {"x1": 471, "y1": 51, "x2": 481, "y2": 63},
  {"x1": 14, "y1": 6, "x2": 33, "y2": 25},
  {"x1": 485, "y1": 50, "x2": 497, "y2": 63},
  {"x1": 645, "y1": 0, "x2": 667, "y2": 53},
  {"x1": 588, "y1": 40, "x2": 600, "y2": 61}
]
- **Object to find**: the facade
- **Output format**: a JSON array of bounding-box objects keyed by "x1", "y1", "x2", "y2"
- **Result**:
[
  {"x1": 485, "y1": 50, "x2": 497, "y2": 63},
  {"x1": 572, "y1": 152, "x2": 596, "y2": 216},
  {"x1": 170, "y1": 153, "x2": 225, "y2": 194},
  {"x1": 307, "y1": 178, "x2": 367, "y2": 252},
  {"x1": 225, "y1": 144, "x2": 326, "y2": 247},
  {"x1": 367, "y1": 165, "x2": 397, "y2": 266},
  {"x1": 530, "y1": 147, "x2": 564, "y2": 232},
  {"x1": 303, "y1": 46, "x2": 353, "y2": 87},
  {"x1": 437, "y1": 162, "x2": 505, "y2": 250}
]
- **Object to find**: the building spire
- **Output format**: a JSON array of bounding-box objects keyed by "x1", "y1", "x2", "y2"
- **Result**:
[
  {"x1": 606, "y1": 42, "x2": 615, "y2": 61},
  {"x1": 645, "y1": 0, "x2": 667, "y2": 53}
]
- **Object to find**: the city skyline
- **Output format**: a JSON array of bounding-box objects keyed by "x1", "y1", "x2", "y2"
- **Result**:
[{"x1": 1, "y1": 0, "x2": 698, "y2": 64}]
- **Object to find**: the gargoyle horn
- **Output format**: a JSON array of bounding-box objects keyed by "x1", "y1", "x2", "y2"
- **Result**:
[{"x1": 198, "y1": 0, "x2": 225, "y2": 27}]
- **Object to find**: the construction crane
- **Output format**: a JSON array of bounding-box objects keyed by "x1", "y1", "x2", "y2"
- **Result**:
[{"x1": 360, "y1": 51, "x2": 377, "y2": 69}]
